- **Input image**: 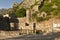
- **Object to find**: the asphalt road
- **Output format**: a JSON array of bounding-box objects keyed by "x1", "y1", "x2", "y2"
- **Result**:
[{"x1": 1, "y1": 32, "x2": 60, "y2": 40}]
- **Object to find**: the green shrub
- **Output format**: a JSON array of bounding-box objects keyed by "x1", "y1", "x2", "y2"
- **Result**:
[
  {"x1": 15, "y1": 8, "x2": 26, "y2": 17},
  {"x1": 52, "y1": 0, "x2": 60, "y2": 7},
  {"x1": 36, "y1": 16, "x2": 51, "y2": 22},
  {"x1": 52, "y1": 10, "x2": 59, "y2": 16},
  {"x1": 44, "y1": 16, "x2": 51, "y2": 20},
  {"x1": 32, "y1": 12, "x2": 37, "y2": 19},
  {"x1": 40, "y1": 2, "x2": 53, "y2": 13},
  {"x1": 36, "y1": 17, "x2": 44, "y2": 22}
]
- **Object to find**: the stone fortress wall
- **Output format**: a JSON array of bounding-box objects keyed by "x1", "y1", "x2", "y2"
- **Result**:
[
  {"x1": 17, "y1": 18, "x2": 60, "y2": 34},
  {"x1": 0, "y1": 0, "x2": 59, "y2": 35}
]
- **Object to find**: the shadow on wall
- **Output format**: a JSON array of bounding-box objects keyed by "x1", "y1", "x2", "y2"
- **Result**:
[
  {"x1": 0, "y1": 14, "x2": 19, "y2": 31},
  {"x1": 3, "y1": 17, "x2": 11, "y2": 31},
  {"x1": 38, "y1": 0, "x2": 44, "y2": 10},
  {"x1": 10, "y1": 17, "x2": 19, "y2": 31},
  {"x1": 9, "y1": 13, "x2": 19, "y2": 31}
]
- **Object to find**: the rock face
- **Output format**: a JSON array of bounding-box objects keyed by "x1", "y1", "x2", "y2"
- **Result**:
[
  {"x1": 20, "y1": 0, "x2": 40, "y2": 8},
  {"x1": 20, "y1": 0, "x2": 36, "y2": 8}
]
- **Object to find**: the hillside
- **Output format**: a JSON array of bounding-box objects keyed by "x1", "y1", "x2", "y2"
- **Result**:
[{"x1": 0, "y1": 9, "x2": 7, "y2": 15}]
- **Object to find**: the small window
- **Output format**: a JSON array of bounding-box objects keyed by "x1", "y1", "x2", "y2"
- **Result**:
[
  {"x1": 43, "y1": 14, "x2": 45, "y2": 17},
  {"x1": 25, "y1": 23, "x2": 29, "y2": 26}
]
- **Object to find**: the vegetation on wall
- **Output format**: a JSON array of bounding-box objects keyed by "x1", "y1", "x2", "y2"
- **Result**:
[
  {"x1": 37, "y1": 0, "x2": 60, "y2": 21},
  {"x1": 32, "y1": 12, "x2": 37, "y2": 19},
  {"x1": 36, "y1": 17, "x2": 44, "y2": 22},
  {"x1": 15, "y1": 8, "x2": 26, "y2": 17},
  {"x1": 36, "y1": 16, "x2": 51, "y2": 22},
  {"x1": 39, "y1": 2, "x2": 53, "y2": 14}
]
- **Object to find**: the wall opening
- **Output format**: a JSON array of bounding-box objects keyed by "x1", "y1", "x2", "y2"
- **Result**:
[{"x1": 25, "y1": 23, "x2": 29, "y2": 26}]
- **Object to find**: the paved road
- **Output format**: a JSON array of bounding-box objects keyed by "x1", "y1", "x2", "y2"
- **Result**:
[{"x1": 1, "y1": 32, "x2": 60, "y2": 40}]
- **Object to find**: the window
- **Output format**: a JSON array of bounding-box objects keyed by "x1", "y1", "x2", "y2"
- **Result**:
[{"x1": 25, "y1": 23, "x2": 29, "y2": 26}]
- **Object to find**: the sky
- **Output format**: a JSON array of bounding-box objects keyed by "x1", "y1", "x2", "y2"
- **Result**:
[{"x1": 0, "y1": 0, "x2": 23, "y2": 9}]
